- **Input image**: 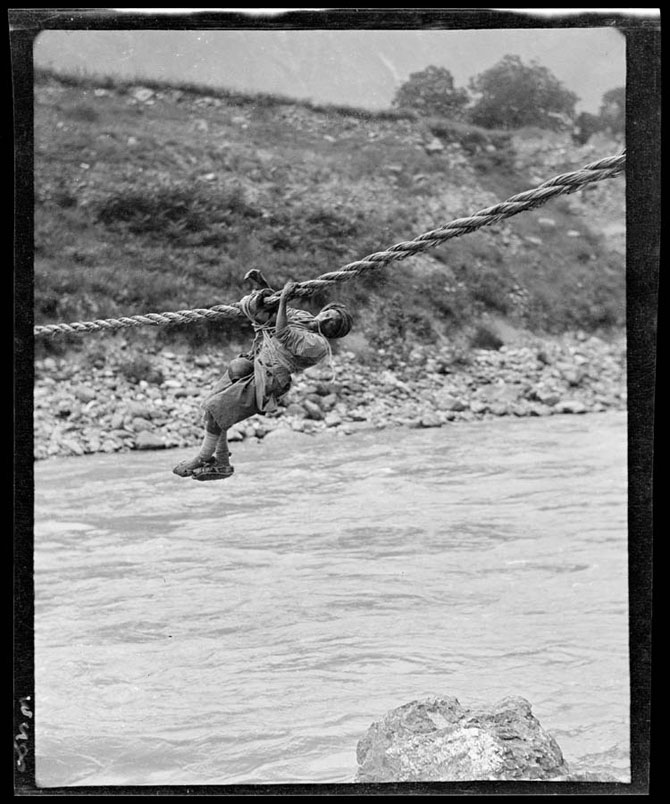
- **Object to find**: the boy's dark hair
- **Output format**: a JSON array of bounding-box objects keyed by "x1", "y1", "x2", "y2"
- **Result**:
[{"x1": 321, "y1": 303, "x2": 353, "y2": 339}]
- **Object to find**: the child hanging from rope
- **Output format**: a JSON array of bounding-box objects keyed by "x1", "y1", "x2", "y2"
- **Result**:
[{"x1": 173, "y1": 277, "x2": 353, "y2": 481}]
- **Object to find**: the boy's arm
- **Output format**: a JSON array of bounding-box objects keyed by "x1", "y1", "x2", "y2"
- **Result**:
[{"x1": 275, "y1": 281, "x2": 298, "y2": 336}]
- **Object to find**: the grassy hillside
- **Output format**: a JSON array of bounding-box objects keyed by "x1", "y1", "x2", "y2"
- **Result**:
[{"x1": 33, "y1": 69, "x2": 625, "y2": 356}]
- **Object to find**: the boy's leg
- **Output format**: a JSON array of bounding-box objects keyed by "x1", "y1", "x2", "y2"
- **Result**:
[
  {"x1": 191, "y1": 429, "x2": 235, "y2": 481},
  {"x1": 173, "y1": 414, "x2": 222, "y2": 477},
  {"x1": 214, "y1": 432, "x2": 232, "y2": 466}
]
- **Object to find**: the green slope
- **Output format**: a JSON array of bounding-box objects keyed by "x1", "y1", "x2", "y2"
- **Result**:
[{"x1": 33, "y1": 69, "x2": 625, "y2": 354}]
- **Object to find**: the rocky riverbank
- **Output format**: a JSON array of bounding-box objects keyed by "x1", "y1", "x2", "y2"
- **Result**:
[{"x1": 32, "y1": 329, "x2": 626, "y2": 461}]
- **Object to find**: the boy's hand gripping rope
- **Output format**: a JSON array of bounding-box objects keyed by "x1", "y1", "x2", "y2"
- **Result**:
[{"x1": 33, "y1": 151, "x2": 625, "y2": 338}]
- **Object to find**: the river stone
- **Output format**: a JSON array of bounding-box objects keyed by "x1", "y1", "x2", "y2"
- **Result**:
[
  {"x1": 301, "y1": 420, "x2": 323, "y2": 434},
  {"x1": 284, "y1": 402, "x2": 306, "y2": 418},
  {"x1": 303, "y1": 365, "x2": 331, "y2": 381},
  {"x1": 56, "y1": 399, "x2": 74, "y2": 417},
  {"x1": 424, "y1": 136, "x2": 444, "y2": 153},
  {"x1": 134, "y1": 431, "x2": 166, "y2": 450},
  {"x1": 435, "y1": 393, "x2": 468, "y2": 412},
  {"x1": 561, "y1": 368, "x2": 586, "y2": 387},
  {"x1": 303, "y1": 399, "x2": 324, "y2": 420},
  {"x1": 61, "y1": 438, "x2": 84, "y2": 456},
  {"x1": 324, "y1": 411, "x2": 343, "y2": 428},
  {"x1": 132, "y1": 86, "x2": 154, "y2": 102},
  {"x1": 110, "y1": 428, "x2": 134, "y2": 439},
  {"x1": 175, "y1": 386, "x2": 201, "y2": 398},
  {"x1": 125, "y1": 400, "x2": 154, "y2": 419},
  {"x1": 420, "y1": 413, "x2": 442, "y2": 428},
  {"x1": 109, "y1": 412, "x2": 125, "y2": 429},
  {"x1": 262, "y1": 425, "x2": 294, "y2": 441},
  {"x1": 535, "y1": 390, "x2": 561, "y2": 407},
  {"x1": 489, "y1": 402, "x2": 511, "y2": 416},
  {"x1": 320, "y1": 393, "x2": 338, "y2": 411},
  {"x1": 227, "y1": 425, "x2": 245, "y2": 442},
  {"x1": 476, "y1": 383, "x2": 523, "y2": 405},
  {"x1": 313, "y1": 381, "x2": 338, "y2": 396},
  {"x1": 555, "y1": 399, "x2": 588, "y2": 414},
  {"x1": 73, "y1": 385, "x2": 97, "y2": 403},
  {"x1": 130, "y1": 417, "x2": 154, "y2": 432},
  {"x1": 355, "y1": 696, "x2": 567, "y2": 783}
]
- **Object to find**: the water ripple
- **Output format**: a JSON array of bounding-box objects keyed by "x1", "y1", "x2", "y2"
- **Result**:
[{"x1": 33, "y1": 412, "x2": 629, "y2": 786}]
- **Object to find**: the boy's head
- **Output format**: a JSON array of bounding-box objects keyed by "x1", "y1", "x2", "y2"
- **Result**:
[{"x1": 314, "y1": 303, "x2": 353, "y2": 339}]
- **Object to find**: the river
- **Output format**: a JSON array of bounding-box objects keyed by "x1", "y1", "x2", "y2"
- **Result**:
[{"x1": 32, "y1": 411, "x2": 630, "y2": 787}]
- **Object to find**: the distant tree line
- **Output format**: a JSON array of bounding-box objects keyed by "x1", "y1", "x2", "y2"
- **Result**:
[{"x1": 392, "y1": 55, "x2": 624, "y2": 142}]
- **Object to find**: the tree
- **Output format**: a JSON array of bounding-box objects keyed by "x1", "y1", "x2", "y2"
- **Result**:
[
  {"x1": 392, "y1": 65, "x2": 469, "y2": 120},
  {"x1": 598, "y1": 86, "x2": 625, "y2": 136},
  {"x1": 468, "y1": 55, "x2": 579, "y2": 130},
  {"x1": 572, "y1": 111, "x2": 603, "y2": 145}
]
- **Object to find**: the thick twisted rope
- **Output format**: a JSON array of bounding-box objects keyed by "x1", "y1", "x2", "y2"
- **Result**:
[
  {"x1": 34, "y1": 150, "x2": 625, "y2": 337},
  {"x1": 34, "y1": 303, "x2": 244, "y2": 337}
]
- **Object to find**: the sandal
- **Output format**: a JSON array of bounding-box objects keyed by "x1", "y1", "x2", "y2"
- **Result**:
[
  {"x1": 173, "y1": 455, "x2": 215, "y2": 477},
  {"x1": 191, "y1": 463, "x2": 235, "y2": 482}
]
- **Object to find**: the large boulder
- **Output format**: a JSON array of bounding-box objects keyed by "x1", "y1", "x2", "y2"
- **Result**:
[{"x1": 355, "y1": 696, "x2": 567, "y2": 782}]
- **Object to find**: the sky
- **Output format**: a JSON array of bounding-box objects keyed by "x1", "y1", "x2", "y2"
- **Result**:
[{"x1": 31, "y1": 15, "x2": 631, "y2": 114}]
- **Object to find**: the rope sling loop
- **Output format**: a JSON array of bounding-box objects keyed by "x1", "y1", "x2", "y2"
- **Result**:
[{"x1": 33, "y1": 150, "x2": 625, "y2": 338}]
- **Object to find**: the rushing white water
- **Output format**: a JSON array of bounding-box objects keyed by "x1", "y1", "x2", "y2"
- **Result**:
[{"x1": 33, "y1": 411, "x2": 630, "y2": 787}]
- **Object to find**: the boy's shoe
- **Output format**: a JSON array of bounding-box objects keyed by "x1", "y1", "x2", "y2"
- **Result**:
[
  {"x1": 173, "y1": 455, "x2": 215, "y2": 477},
  {"x1": 191, "y1": 463, "x2": 235, "y2": 481}
]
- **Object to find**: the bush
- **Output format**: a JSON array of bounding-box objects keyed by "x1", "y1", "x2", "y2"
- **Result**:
[
  {"x1": 427, "y1": 119, "x2": 515, "y2": 169},
  {"x1": 63, "y1": 102, "x2": 100, "y2": 123},
  {"x1": 469, "y1": 267, "x2": 513, "y2": 314},
  {"x1": 598, "y1": 86, "x2": 625, "y2": 137},
  {"x1": 471, "y1": 148, "x2": 516, "y2": 174},
  {"x1": 304, "y1": 208, "x2": 361, "y2": 240},
  {"x1": 392, "y1": 65, "x2": 469, "y2": 120},
  {"x1": 470, "y1": 324, "x2": 504, "y2": 350},
  {"x1": 572, "y1": 111, "x2": 604, "y2": 145},
  {"x1": 468, "y1": 55, "x2": 578, "y2": 130},
  {"x1": 94, "y1": 182, "x2": 261, "y2": 242}
]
